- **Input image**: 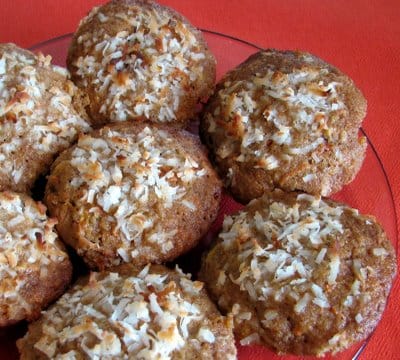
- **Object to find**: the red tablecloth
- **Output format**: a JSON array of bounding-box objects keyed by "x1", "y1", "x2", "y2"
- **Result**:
[{"x1": 0, "y1": 1, "x2": 399, "y2": 359}]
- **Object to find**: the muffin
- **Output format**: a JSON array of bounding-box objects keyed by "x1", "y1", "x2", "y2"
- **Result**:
[
  {"x1": 0, "y1": 191, "x2": 72, "y2": 327},
  {"x1": 44, "y1": 122, "x2": 222, "y2": 270},
  {"x1": 200, "y1": 50, "x2": 367, "y2": 203},
  {"x1": 0, "y1": 43, "x2": 91, "y2": 193},
  {"x1": 17, "y1": 264, "x2": 237, "y2": 359},
  {"x1": 199, "y1": 190, "x2": 396, "y2": 356},
  {"x1": 67, "y1": 0, "x2": 216, "y2": 128}
]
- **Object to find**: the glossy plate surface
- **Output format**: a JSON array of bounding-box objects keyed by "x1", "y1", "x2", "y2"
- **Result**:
[{"x1": 0, "y1": 30, "x2": 397, "y2": 360}]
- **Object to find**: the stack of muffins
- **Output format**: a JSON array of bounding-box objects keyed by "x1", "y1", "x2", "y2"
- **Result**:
[{"x1": 0, "y1": 0, "x2": 395, "y2": 359}]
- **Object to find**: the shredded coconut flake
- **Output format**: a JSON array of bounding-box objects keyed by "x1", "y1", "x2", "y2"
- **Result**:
[
  {"x1": 294, "y1": 293, "x2": 311, "y2": 313},
  {"x1": 355, "y1": 313, "x2": 363, "y2": 324},
  {"x1": 372, "y1": 248, "x2": 388, "y2": 257},
  {"x1": 328, "y1": 254, "x2": 340, "y2": 284},
  {"x1": 198, "y1": 328, "x2": 216, "y2": 343},
  {"x1": 315, "y1": 247, "x2": 327, "y2": 264},
  {"x1": 217, "y1": 271, "x2": 226, "y2": 287},
  {"x1": 240, "y1": 333, "x2": 260, "y2": 346}
]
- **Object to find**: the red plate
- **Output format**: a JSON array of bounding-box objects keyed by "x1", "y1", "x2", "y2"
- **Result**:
[{"x1": 0, "y1": 30, "x2": 397, "y2": 360}]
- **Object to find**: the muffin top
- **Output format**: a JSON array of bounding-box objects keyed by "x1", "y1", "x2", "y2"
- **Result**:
[
  {"x1": 0, "y1": 43, "x2": 91, "y2": 193},
  {"x1": 0, "y1": 191, "x2": 72, "y2": 326},
  {"x1": 17, "y1": 264, "x2": 237, "y2": 359},
  {"x1": 201, "y1": 50, "x2": 367, "y2": 202},
  {"x1": 200, "y1": 190, "x2": 396, "y2": 355},
  {"x1": 45, "y1": 122, "x2": 221, "y2": 270},
  {"x1": 67, "y1": 0, "x2": 216, "y2": 127}
]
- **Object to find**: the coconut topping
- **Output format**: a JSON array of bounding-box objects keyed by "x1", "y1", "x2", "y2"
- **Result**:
[
  {"x1": 218, "y1": 193, "x2": 375, "y2": 318},
  {"x1": 0, "y1": 192, "x2": 69, "y2": 312},
  {"x1": 206, "y1": 52, "x2": 347, "y2": 173},
  {"x1": 203, "y1": 189, "x2": 396, "y2": 355},
  {"x1": 29, "y1": 266, "x2": 217, "y2": 359},
  {"x1": 0, "y1": 45, "x2": 91, "y2": 188},
  {"x1": 73, "y1": 4, "x2": 209, "y2": 122},
  {"x1": 68, "y1": 126, "x2": 206, "y2": 259}
]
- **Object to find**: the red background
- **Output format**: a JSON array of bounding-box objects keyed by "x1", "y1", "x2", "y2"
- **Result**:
[{"x1": 0, "y1": 1, "x2": 399, "y2": 359}]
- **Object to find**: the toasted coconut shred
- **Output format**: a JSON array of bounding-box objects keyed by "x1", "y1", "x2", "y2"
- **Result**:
[
  {"x1": 218, "y1": 194, "x2": 372, "y2": 324},
  {"x1": 74, "y1": 5, "x2": 208, "y2": 122},
  {"x1": 0, "y1": 46, "x2": 91, "y2": 186},
  {"x1": 0, "y1": 192, "x2": 68, "y2": 312},
  {"x1": 28, "y1": 266, "x2": 216, "y2": 359},
  {"x1": 69, "y1": 126, "x2": 206, "y2": 259},
  {"x1": 206, "y1": 62, "x2": 345, "y2": 172}
]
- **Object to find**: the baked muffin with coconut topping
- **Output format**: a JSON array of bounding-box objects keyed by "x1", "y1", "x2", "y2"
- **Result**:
[
  {"x1": 0, "y1": 43, "x2": 91, "y2": 193},
  {"x1": 17, "y1": 264, "x2": 237, "y2": 359},
  {"x1": 67, "y1": 0, "x2": 216, "y2": 127},
  {"x1": 0, "y1": 191, "x2": 72, "y2": 327},
  {"x1": 44, "y1": 122, "x2": 222, "y2": 270},
  {"x1": 200, "y1": 50, "x2": 367, "y2": 203},
  {"x1": 199, "y1": 190, "x2": 396, "y2": 356}
]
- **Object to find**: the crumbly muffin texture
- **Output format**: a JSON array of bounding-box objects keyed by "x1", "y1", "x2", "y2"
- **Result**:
[
  {"x1": 67, "y1": 0, "x2": 216, "y2": 127},
  {"x1": 200, "y1": 190, "x2": 396, "y2": 356},
  {"x1": 45, "y1": 122, "x2": 221, "y2": 270},
  {"x1": 0, "y1": 43, "x2": 91, "y2": 193},
  {"x1": 201, "y1": 50, "x2": 367, "y2": 202},
  {"x1": 0, "y1": 192, "x2": 72, "y2": 326},
  {"x1": 17, "y1": 264, "x2": 237, "y2": 360}
]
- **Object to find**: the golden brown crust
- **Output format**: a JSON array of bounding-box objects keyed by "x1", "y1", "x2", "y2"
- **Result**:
[
  {"x1": 199, "y1": 190, "x2": 396, "y2": 356},
  {"x1": 2, "y1": 259, "x2": 72, "y2": 327},
  {"x1": 0, "y1": 192, "x2": 72, "y2": 327},
  {"x1": 17, "y1": 264, "x2": 236, "y2": 359},
  {"x1": 0, "y1": 43, "x2": 91, "y2": 194},
  {"x1": 67, "y1": 0, "x2": 216, "y2": 128},
  {"x1": 200, "y1": 50, "x2": 367, "y2": 203},
  {"x1": 44, "y1": 122, "x2": 222, "y2": 270}
]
